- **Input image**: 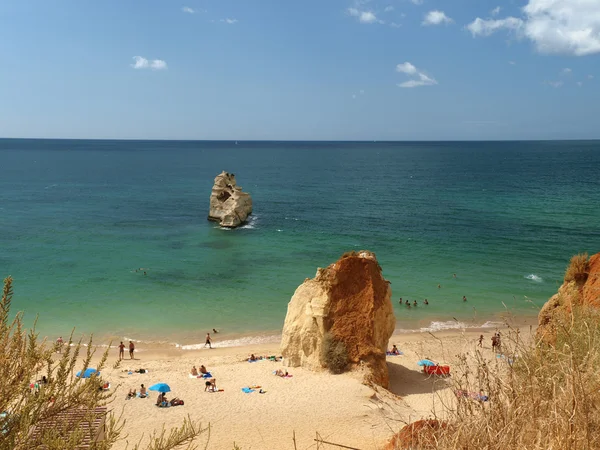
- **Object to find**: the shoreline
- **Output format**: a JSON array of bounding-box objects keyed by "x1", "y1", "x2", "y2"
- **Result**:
[{"x1": 61, "y1": 313, "x2": 539, "y2": 357}]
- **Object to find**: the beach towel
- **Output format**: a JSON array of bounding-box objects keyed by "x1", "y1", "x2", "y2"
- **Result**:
[
  {"x1": 248, "y1": 360, "x2": 258, "y2": 363},
  {"x1": 242, "y1": 387, "x2": 255, "y2": 393},
  {"x1": 386, "y1": 351, "x2": 403, "y2": 356},
  {"x1": 284, "y1": 374, "x2": 293, "y2": 378},
  {"x1": 202, "y1": 372, "x2": 213, "y2": 378},
  {"x1": 189, "y1": 373, "x2": 199, "y2": 379},
  {"x1": 137, "y1": 393, "x2": 149, "y2": 398}
]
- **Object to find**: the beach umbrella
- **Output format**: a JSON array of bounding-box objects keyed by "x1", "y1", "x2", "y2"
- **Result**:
[
  {"x1": 417, "y1": 359, "x2": 436, "y2": 367},
  {"x1": 76, "y1": 368, "x2": 100, "y2": 378},
  {"x1": 148, "y1": 383, "x2": 171, "y2": 393}
]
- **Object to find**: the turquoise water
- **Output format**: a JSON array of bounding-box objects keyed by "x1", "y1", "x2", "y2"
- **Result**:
[{"x1": 1, "y1": 139, "x2": 599, "y2": 346}]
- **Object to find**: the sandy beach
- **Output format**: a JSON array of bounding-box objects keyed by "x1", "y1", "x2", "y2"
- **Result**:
[{"x1": 88, "y1": 323, "x2": 536, "y2": 450}]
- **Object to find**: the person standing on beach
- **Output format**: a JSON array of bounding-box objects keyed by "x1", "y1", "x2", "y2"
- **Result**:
[
  {"x1": 129, "y1": 341, "x2": 135, "y2": 359},
  {"x1": 118, "y1": 342, "x2": 125, "y2": 360},
  {"x1": 478, "y1": 335, "x2": 484, "y2": 347},
  {"x1": 205, "y1": 333, "x2": 212, "y2": 349},
  {"x1": 56, "y1": 336, "x2": 64, "y2": 353}
]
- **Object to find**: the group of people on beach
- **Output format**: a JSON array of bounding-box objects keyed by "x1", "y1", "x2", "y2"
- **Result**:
[
  {"x1": 118, "y1": 341, "x2": 135, "y2": 360},
  {"x1": 477, "y1": 332, "x2": 502, "y2": 351}
]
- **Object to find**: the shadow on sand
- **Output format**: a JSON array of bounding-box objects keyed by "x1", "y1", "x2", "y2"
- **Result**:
[{"x1": 387, "y1": 361, "x2": 450, "y2": 397}]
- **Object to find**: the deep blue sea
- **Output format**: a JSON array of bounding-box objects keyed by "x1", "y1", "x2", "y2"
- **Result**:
[{"x1": 1, "y1": 139, "x2": 599, "y2": 347}]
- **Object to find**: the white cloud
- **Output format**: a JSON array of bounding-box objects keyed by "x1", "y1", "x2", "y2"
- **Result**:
[
  {"x1": 131, "y1": 56, "x2": 168, "y2": 70},
  {"x1": 524, "y1": 0, "x2": 600, "y2": 56},
  {"x1": 390, "y1": 22, "x2": 402, "y2": 28},
  {"x1": 352, "y1": 94, "x2": 357, "y2": 99},
  {"x1": 467, "y1": 0, "x2": 600, "y2": 56},
  {"x1": 423, "y1": 10, "x2": 453, "y2": 26},
  {"x1": 588, "y1": 75, "x2": 594, "y2": 79},
  {"x1": 410, "y1": 0, "x2": 423, "y2": 4},
  {"x1": 384, "y1": 5, "x2": 394, "y2": 12},
  {"x1": 220, "y1": 18, "x2": 238, "y2": 24},
  {"x1": 347, "y1": 7, "x2": 381, "y2": 24},
  {"x1": 561, "y1": 67, "x2": 572, "y2": 75},
  {"x1": 509, "y1": 60, "x2": 516, "y2": 65},
  {"x1": 491, "y1": 6, "x2": 501, "y2": 16},
  {"x1": 545, "y1": 80, "x2": 563, "y2": 88},
  {"x1": 359, "y1": 89, "x2": 365, "y2": 94},
  {"x1": 396, "y1": 62, "x2": 437, "y2": 88},
  {"x1": 577, "y1": 81, "x2": 583, "y2": 87},
  {"x1": 466, "y1": 17, "x2": 524, "y2": 37},
  {"x1": 181, "y1": 6, "x2": 195, "y2": 14},
  {"x1": 396, "y1": 62, "x2": 418, "y2": 75}
]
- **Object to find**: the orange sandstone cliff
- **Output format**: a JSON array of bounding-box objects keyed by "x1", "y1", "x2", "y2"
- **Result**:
[
  {"x1": 280, "y1": 251, "x2": 396, "y2": 387},
  {"x1": 537, "y1": 252, "x2": 600, "y2": 344}
]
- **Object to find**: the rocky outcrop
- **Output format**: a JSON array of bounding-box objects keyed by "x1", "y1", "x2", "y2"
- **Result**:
[
  {"x1": 280, "y1": 251, "x2": 396, "y2": 388},
  {"x1": 207, "y1": 171, "x2": 253, "y2": 228},
  {"x1": 383, "y1": 420, "x2": 449, "y2": 450},
  {"x1": 537, "y1": 252, "x2": 600, "y2": 344}
]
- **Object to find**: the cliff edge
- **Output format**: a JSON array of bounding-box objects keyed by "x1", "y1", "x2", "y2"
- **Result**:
[{"x1": 537, "y1": 252, "x2": 600, "y2": 344}]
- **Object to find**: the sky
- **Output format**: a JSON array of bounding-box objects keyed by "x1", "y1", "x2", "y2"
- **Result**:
[{"x1": 0, "y1": 0, "x2": 599, "y2": 141}]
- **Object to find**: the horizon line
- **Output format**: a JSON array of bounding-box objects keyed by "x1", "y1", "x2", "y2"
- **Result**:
[{"x1": 1, "y1": 137, "x2": 600, "y2": 143}]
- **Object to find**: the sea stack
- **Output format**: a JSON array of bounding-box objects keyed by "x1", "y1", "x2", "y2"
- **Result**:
[
  {"x1": 280, "y1": 250, "x2": 396, "y2": 388},
  {"x1": 208, "y1": 171, "x2": 253, "y2": 228},
  {"x1": 537, "y1": 252, "x2": 600, "y2": 345}
]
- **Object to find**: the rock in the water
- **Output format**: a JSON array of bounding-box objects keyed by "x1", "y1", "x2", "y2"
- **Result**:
[
  {"x1": 537, "y1": 252, "x2": 600, "y2": 344},
  {"x1": 280, "y1": 250, "x2": 396, "y2": 388},
  {"x1": 208, "y1": 171, "x2": 253, "y2": 228}
]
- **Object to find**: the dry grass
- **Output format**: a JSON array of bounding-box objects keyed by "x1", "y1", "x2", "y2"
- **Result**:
[
  {"x1": 395, "y1": 308, "x2": 600, "y2": 450},
  {"x1": 564, "y1": 253, "x2": 590, "y2": 284}
]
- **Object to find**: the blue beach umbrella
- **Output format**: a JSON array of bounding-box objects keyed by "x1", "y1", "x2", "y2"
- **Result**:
[
  {"x1": 417, "y1": 359, "x2": 436, "y2": 367},
  {"x1": 148, "y1": 383, "x2": 171, "y2": 393},
  {"x1": 76, "y1": 368, "x2": 100, "y2": 378}
]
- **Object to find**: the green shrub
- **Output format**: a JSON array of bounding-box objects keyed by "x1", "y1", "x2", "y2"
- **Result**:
[{"x1": 320, "y1": 333, "x2": 349, "y2": 374}]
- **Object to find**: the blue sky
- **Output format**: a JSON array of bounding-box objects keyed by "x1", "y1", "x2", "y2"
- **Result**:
[{"x1": 0, "y1": 0, "x2": 599, "y2": 140}]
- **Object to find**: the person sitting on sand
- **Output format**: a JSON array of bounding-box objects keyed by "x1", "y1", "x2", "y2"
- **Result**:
[
  {"x1": 275, "y1": 369, "x2": 289, "y2": 377},
  {"x1": 391, "y1": 345, "x2": 400, "y2": 355},
  {"x1": 127, "y1": 388, "x2": 136, "y2": 399},
  {"x1": 204, "y1": 378, "x2": 217, "y2": 392},
  {"x1": 191, "y1": 366, "x2": 198, "y2": 376},
  {"x1": 139, "y1": 384, "x2": 147, "y2": 398},
  {"x1": 199, "y1": 365, "x2": 207, "y2": 374},
  {"x1": 156, "y1": 392, "x2": 168, "y2": 406},
  {"x1": 249, "y1": 354, "x2": 257, "y2": 361}
]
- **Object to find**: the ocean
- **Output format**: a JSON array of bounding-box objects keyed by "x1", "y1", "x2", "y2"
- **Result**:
[{"x1": 1, "y1": 139, "x2": 599, "y2": 348}]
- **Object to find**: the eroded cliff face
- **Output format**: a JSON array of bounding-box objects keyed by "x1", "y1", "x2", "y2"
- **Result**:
[
  {"x1": 207, "y1": 171, "x2": 253, "y2": 228},
  {"x1": 538, "y1": 252, "x2": 600, "y2": 344},
  {"x1": 280, "y1": 251, "x2": 396, "y2": 387}
]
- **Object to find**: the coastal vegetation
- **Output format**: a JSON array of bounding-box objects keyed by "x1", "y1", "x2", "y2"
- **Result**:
[
  {"x1": 320, "y1": 332, "x2": 350, "y2": 375},
  {"x1": 564, "y1": 252, "x2": 590, "y2": 283},
  {"x1": 0, "y1": 276, "x2": 207, "y2": 450}
]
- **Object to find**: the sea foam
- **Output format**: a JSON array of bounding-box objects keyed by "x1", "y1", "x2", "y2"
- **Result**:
[
  {"x1": 524, "y1": 274, "x2": 543, "y2": 282},
  {"x1": 176, "y1": 334, "x2": 281, "y2": 350},
  {"x1": 419, "y1": 321, "x2": 468, "y2": 332}
]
